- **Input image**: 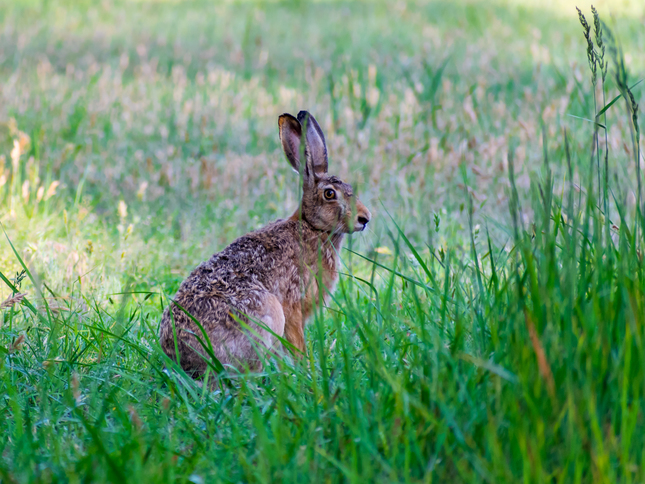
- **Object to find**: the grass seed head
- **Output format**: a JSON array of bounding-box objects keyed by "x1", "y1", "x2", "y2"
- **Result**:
[
  {"x1": 118, "y1": 200, "x2": 128, "y2": 219},
  {"x1": 9, "y1": 334, "x2": 25, "y2": 353},
  {"x1": 45, "y1": 181, "x2": 60, "y2": 200},
  {"x1": 10, "y1": 140, "x2": 21, "y2": 171},
  {"x1": 576, "y1": 7, "x2": 597, "y2": 86},
  {"x1": 591, "y1": 6, "x2": 607, "y2": 80},
  {"x1": 1, "y1": 293, "x2": 27, "y2": 309},
  {"x1": 71, "y1": 372, "x2": 81, "y2": 405},
  {"x1": 129, "y1": 405, "x2": 143, "y2": 431}
]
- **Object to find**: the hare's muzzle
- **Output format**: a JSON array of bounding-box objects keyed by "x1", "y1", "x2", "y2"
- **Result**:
[{"x1": 353, "y1": 200, "x2": 371, "y2": 232}]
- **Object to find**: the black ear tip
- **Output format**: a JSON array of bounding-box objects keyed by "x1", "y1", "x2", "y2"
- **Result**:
[{"x1": 297, "y1": 111, "x2": 312, "y2": 123}]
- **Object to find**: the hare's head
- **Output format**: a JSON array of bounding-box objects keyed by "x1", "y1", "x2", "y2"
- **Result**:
[{"x1": 279, "y1": 111, "x2": 371, "y2": 234}]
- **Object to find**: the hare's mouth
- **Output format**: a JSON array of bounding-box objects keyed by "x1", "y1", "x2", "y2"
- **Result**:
[{"x1": 336, "y1": 215, "x2": 368, "y2": 234}]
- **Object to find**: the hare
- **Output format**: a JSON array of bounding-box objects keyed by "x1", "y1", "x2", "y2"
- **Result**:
[{"x1": 159, "y1": 111, "x2": 371, "y2": 375}]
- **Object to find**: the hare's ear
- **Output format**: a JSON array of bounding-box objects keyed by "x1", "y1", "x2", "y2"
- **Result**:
[
  {"x1": 297, "y1": 111, "x2": 328, "y2": 179},
  {"x1": 278, "y1": 113, "x2": 304, "y2": 175}
]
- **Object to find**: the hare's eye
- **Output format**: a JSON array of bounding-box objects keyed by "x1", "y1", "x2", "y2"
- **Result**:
[{"x1": 324, "y1": 189, "x2": 336, "y2": 200}]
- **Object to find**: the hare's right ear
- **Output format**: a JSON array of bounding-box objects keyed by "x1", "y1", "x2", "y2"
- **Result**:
[{"x1": 278, "y1": 113, "x2": 303, "y2": 175}]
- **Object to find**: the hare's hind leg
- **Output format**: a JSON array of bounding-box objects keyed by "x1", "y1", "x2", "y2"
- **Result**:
[
  {"x1": 228, "y1": 292, "x2": 286, "y2": 371},
  {"x1": 252, "y1": 292, "x2": 286, "y2": 347}
]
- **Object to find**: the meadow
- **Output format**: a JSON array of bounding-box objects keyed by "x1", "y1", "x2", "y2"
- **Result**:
[{"x1": 1, "y1": 0, "x2": 645, "y2": 481}]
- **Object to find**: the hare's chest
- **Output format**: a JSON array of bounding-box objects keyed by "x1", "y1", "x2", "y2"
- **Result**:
[{"x1": 300, "y1": 250, "x2": 338, "y2": 316}]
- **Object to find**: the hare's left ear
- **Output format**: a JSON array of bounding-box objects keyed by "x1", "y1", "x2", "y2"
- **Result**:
[
  {"x1": 279, "y1": 113, "x2": 303, "y2": 175},
  {"x1": 297, "y1": 111, "x2": 328, "y2": 179}
]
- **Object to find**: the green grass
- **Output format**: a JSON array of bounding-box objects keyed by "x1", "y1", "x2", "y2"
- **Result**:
[{"x1": 1, "y1": 0, "x2": 645, "y2": 481}]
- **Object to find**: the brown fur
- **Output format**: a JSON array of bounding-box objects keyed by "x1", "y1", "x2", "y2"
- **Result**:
[{"x1": 159, "y1": 111, "x2": 371, "y2": 375}]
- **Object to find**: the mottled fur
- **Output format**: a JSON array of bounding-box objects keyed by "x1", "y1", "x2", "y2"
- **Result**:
[{"x1": 159, "y1": 111, "x2": 371, "y2": 375}]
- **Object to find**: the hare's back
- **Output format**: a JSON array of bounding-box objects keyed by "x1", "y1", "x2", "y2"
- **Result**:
[{"x1": 181, "y1": 221, "x2": 295, "y2": 297}]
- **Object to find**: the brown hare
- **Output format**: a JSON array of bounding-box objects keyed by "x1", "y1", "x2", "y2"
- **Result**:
[{"x1": 159, "y1": 111, "x2": 371, "y2": 375}]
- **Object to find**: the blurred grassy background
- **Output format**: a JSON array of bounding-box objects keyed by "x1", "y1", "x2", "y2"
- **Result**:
[
  {"x1": 1, "y1": 0, "x2": 643, "y2": 297},
  {"x1": 1, "y1": 1, "x2": 645, "y2": 482}
]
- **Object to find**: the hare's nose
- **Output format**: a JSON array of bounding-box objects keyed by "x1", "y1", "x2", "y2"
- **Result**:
[{"x1": 357, "y1": 215, "x2": 370, "y2": 226}]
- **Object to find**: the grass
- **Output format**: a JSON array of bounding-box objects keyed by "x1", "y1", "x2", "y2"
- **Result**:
[{"x1": 1, "y1": 0, "x2": 645, "y2": 481}]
